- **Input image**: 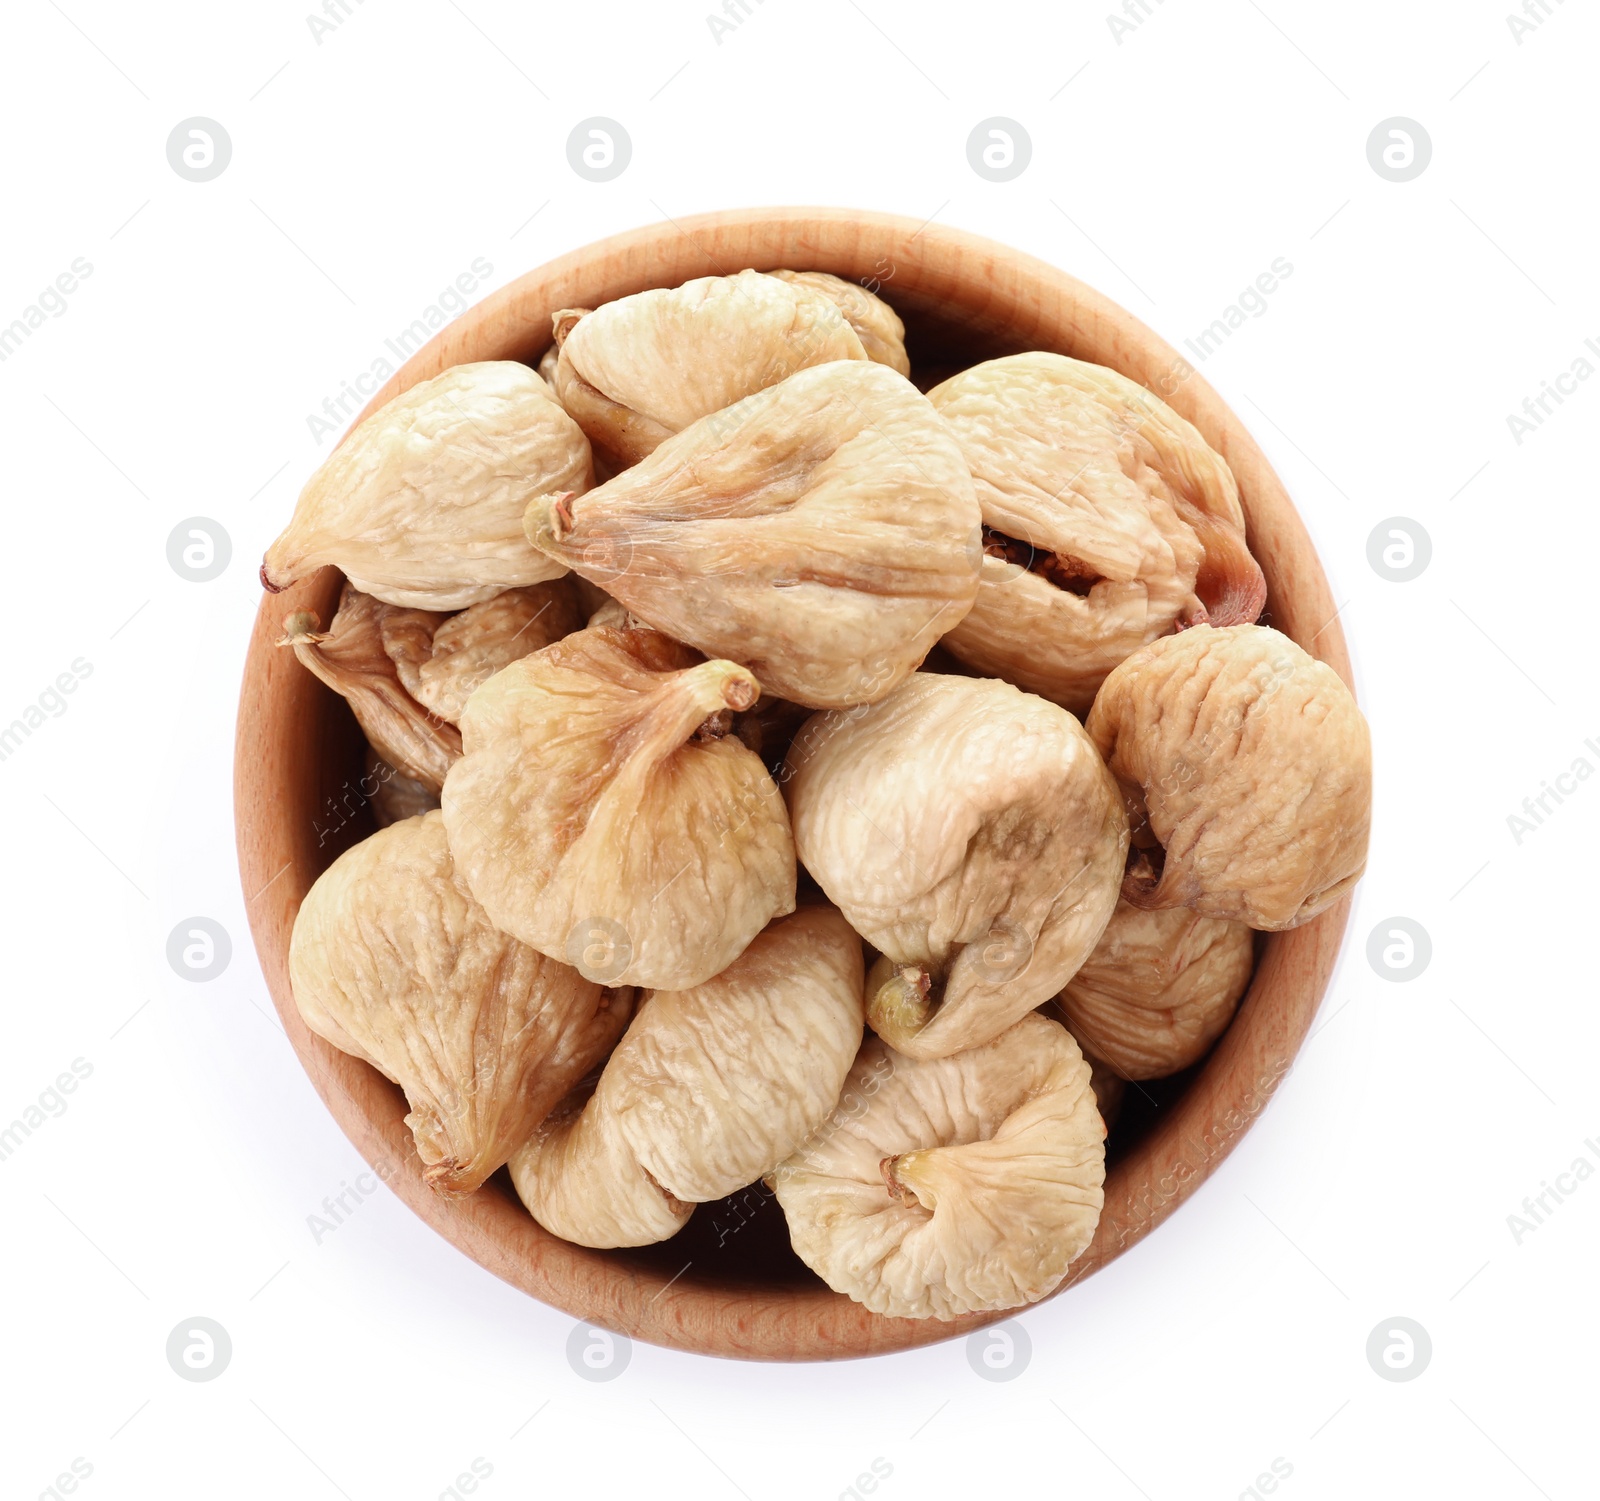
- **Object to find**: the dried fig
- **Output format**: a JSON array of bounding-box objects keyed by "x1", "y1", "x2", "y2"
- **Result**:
[
  {"x1": 382, "y1": 580, "x2": 584, "y2": 724},
  {"x1": 262, "y1": 362, "x2": 591, "y2": 609},
  {"x1": 1086, "y1": 624, "x2": 1371, "y2": 929},
  {"x1": 509, "y1": 906, "x2": 864, "y2": 1248},
  {"x1": 289, "y1": 811, "x2": 631, "y2": 1195},
  {"x1": 549, "y1": 269, "x2": 867, "y2": 467},
  {"x1": 764, "y1": 269, "x2": 910, "y2": 376},
  {"x1": 442, "y1": 625, "x2": 796, "y2": 990},
  {"x1": 770, "y1": 1012, "x2": 1105, "y2": 1320},
  {"x1": 1059, "y1": 900, "x2": 1254, "y2": 1079},
  {"x1": 783, "y1": 673, "x2": 1127, "y2": 1059},
  {"x1": 279, "y1": 582, "x2": 460, "y2": 792},
  {"x1": 928, "y1": 353, "x2": 1266, "y2": 713},
  {"x1": 525, "y1": 361, "x2": 981, "y2": 710},
  {"x1": 364, "y1": 747, "x2": 440, "y2": 827}
]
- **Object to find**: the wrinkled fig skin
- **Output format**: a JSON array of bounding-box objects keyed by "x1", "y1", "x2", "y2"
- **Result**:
[
  {"x1": 442, "y1": 625, "x2": 797, "y2": 990},
  {"x1": 364, "y1": 747, "x2": 441, "y2": 828},
  {"x1": 279, "y1": 583, "x2": 460, "y2": 792},
  {"x1": 289, "y1": 812, "x2": 632, "y2": 1196},
  {"x1": 383, "y1": 580, "x2": 585, "y2": 724},
  {"x1": 526, "y1": 361, "x2": 982, "y2": 710},
  {"x1": 550, "y1": 269, "x2": 868, "y2": 468},
  {"x1": 1086, "y1": 624, "x2": 1372, "y2": 930},
  {"x1": 764, "y1": 269, "x2": 911, "y2": 376},
  {"x1": 929, "y1": 353, "x2": 1266, "y2": 714},
  {"x1": 784, "y1": 673, "x2": 1128, "y2": 1059},
  {"x1": 509, "y1": 906, "x2": 865, "y2": 1248},
  {"x1": 770, "y1": 1013, "x2": 1105, "y2": 1321},
  {"x1": 262, "y1": 362, "x2": 591, "y2": 609},
  {"x1": 1059, "y1": 900, "x2": 1254, "y2": 1079}
]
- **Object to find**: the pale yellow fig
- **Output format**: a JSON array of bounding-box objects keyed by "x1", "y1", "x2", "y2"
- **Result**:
[
  {"x1": 784, "y1": 673, "x2": 1127, "y2": 1059},
  {"x1": 442, "y1": 625, "x2": 796, "y2": 990},
  {"x1": 770, "y1": 1013, "x2": 1105, "y2": 1320},
  {"x1": 1059, "y1": 900, "x2": 1254, "y2": 1079},
  {"x1": 279, "y1": 583, "x2": 459, "y2": 792},
  {"x1": 363, "y1": 747, "x2": 440, "y2": 828},
  {"x1": 381, "y1": 580, "x2": 584, "y2": 724},
  {"x1": 764, "y1": 269, "x2": 910, "y2": 376},
  {"x1": 261, "y1": 362, "x2": 591, "y2": 609},
  {"x1": 1086, "y1": 624, "x2": 1371, "y2": 930},
  {"x1": 525, "y1": 361, "x2": 981, "y2": 710},
  {"x1": 929, "y1": 353, "x2": 1266, "y2": 713},
  {"x1": 549, "y1": 269, "x2": 867, "y2": 467},
  {"x1": 509, "y1": 906, "x2": 864, "y2": 1248},
  {"x1": 289, "y1": 811, "x2": 632, "y2": 1195}
]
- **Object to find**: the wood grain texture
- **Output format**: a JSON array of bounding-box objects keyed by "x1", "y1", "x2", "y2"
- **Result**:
[{"x1": 235, "y1": 208, "x2": 1354, "y2": 1361}]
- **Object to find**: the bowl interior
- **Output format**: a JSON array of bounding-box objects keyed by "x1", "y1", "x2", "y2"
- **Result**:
[{"x1": 237, "y1": 209, "x2": 1352, "y2": 1360}]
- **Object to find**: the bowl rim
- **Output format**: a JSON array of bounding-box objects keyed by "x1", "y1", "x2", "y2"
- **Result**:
[{"x1": 235, "y1": 206, "x2": 1354, "y2": 1361}]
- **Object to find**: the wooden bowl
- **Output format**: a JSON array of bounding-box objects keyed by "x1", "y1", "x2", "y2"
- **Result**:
[{"x1": 235, "y1": 208, "x2": 1353, "y2": 1360}]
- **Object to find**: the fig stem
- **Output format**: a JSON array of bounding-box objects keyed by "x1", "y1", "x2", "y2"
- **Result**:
[
  {"x1": 523, "y1": 493, "x2": 577, "y2": 557},
  {"x1": 276, "y1": 611, "x2": 326, "y2": 647},
  {"x1": 865, "y1": 956, "x2": 934, "y2": 1050}
]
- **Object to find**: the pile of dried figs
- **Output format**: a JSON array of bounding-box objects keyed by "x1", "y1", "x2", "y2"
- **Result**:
[{"x1": 263, "y1": 265, "x2": 1371, "y2": 1322}]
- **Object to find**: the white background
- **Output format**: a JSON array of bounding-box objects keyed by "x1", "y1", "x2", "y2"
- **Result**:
[{"x1": 1, "y1": 0, "x2": 1593, "y2": 1497}]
